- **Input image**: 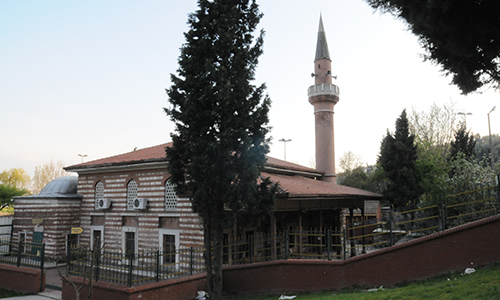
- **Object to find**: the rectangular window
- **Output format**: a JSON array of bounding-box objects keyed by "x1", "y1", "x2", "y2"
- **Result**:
[
  {"x1": 158, "y1": 228, "x2": 179, "y2": 267},
  {"x1": 93, "y1": 230, "x2": 102, "y2": 250},
  {"x1": 162, "y1": 234, "x2": 176, "y2": 263},
  {"x1": 125, "y1": 232, "x2": 135, "y2": 255},
  {"x1": 19, "y1": 232, "x2": 26, "y2": 254}
]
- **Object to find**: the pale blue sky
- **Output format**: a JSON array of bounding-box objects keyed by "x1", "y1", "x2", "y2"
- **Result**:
[{"x1": 1, "y1": 0, "x2": 498, "y2": 177}]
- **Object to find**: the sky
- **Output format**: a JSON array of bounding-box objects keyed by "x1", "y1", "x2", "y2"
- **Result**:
[{"x1": 1, "y1": 0, "x2": 499, "y2": 178}]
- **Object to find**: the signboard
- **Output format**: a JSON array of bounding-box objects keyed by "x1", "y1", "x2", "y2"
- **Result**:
[
  {"x1": 71, "y1": 227, "x2": 83, "y2": 234},
  {"x1": 32, "y1": 218, "x2": 43, "y2": 225}
]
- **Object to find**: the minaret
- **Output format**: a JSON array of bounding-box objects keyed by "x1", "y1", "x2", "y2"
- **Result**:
[{"x1": 308, "y1": 15, "x2": 340, "y2": 183}]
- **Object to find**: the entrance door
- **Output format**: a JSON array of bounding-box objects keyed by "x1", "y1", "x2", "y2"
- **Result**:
[{"x1": 31, "y1": 231, "x2": 43, "y2": 261}]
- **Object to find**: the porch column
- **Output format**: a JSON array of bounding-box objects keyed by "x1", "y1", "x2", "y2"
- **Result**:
[
  {"x1": 349, "y1": 208, "x2": 356, "y2": 257},
  {"x1": 270, "y1": 212, "x2": 277, "y2": 259},
  {"x1": 299, "y1": 213, "x2": 302, "y2": 255},
  {"x1": 361, "y1": 207, "x2": 366, "y2": 254}
]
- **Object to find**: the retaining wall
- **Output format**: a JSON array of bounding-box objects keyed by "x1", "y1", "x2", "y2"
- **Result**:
[
  {"x1": 63, "y1": 214, "x2": 500, "y2": 299},
  {"x1": 0, "y1": 263, "x2": 44, "y2": 294},
  {"x1": 62, "y1": 272, "x2": 207, "y2": 300},
  {"x1": 223, "y1": 214, "x2": 500, "y2": 293}
]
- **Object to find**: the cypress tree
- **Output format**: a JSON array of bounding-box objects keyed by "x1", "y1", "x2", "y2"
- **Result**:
[
  {"x1": 449, "y1": 123, "x2": 476, "y2": 162},
  {"x1": 378, "y1": 109, "x2": 422, "y2": 208},
  {"x1": 164, "y1": 1, "x2": 275, "y2": 298}
]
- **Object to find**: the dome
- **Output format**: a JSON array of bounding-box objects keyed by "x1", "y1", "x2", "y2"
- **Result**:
[{"x1": 39, "y1": 176, "x2": 79, "y2": 197}]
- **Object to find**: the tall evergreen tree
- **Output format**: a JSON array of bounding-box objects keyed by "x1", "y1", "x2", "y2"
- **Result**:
[
  {"x1": 164, "y1": 1, "x2": 275, "y2": 298},
  {"x1": 449, "y1": 123, "x2": 476, "y2": 162},
  {"x1": 378, "y1": 109, "x2": 422, "y2": 208}
]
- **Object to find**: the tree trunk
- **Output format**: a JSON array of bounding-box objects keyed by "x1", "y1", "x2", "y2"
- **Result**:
[
  {"x1": 211, "y1": 222, "x2": 224, "y2": 300},
  {"x1": 203, "y1": 222, "x2": 214, "y2": 295}
]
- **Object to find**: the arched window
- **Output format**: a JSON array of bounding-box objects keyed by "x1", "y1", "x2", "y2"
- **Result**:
[
  {"x1": 127, "y1": 179, "x2": 138, "y2": 210},
  {"x1": 95, "y1": 181, "x2": 104, "y2": 210},
  {"x1": 165, "y1": 179, "x2": 178, "y2": 211}
]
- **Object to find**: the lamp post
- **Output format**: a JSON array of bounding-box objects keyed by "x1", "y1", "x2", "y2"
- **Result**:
[
  {"x1": 457, "y1": 112, "x2": 472, "y2": 126},
  {"x1": 78, "y1": 154, "x2": 88, "y2": 163},
  {"x1": 488, "y1": 106, "x2": 496, "y2": 170},
  {"x1": 278, "y1": 138, "x2": 292, "y2": 161}
]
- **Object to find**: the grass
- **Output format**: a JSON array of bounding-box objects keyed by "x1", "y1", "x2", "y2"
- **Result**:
[
  {"x1": 224, "y1": 263, "x2": 500, "y2": 300},
  {"x1": 0, "y1": 288, "x2": 25, "y2": 299}
]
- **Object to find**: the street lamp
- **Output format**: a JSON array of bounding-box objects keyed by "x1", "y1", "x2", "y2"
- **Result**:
[
  {"x1": 488, "y1": 106, "x2": 496, "y2": 169},
  {"x1": 78, "y1": 154, "x2": 88, "y2": 163},
  {"x1": 278, "y1": 138, "x2": 292, "y2": 161},
  {"x1": 457, "y1": 112, "x2": 472, "y2": 126}
]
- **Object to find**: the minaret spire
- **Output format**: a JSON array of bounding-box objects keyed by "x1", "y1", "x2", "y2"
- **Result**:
[
  {"x1": 315, "y1": 14, "x2": 330, "y2": 61},
  {"x1": 308, "y1": 14, "x2": 340, "y2": 183}
]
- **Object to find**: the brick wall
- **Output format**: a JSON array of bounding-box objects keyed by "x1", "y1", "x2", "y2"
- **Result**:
[
  {"x1": 0, "y1": 264, "x2": 44, "y2": 294},
  {"x1": 62, "y1": 272, "x2": 207, "y2": 300},
  {"x1": 60, "y1": 214, "x2": 500, "y2": 299},
  {"x1": 77, "y1": 169, "x2": 203, "y2": 252},
  {"x1": 223, "y1": 214, "x2": 500, "y2": 293},
  {"x1": 13, "y1": 197, "x2": 81, "y2": 259}
]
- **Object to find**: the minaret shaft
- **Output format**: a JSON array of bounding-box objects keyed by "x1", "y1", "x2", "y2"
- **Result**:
[{"x1": 308, "y1": 15, "x2": 339, "y2": 183}]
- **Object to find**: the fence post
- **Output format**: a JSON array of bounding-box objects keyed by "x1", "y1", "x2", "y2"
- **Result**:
[
  {"x1": 190, "y1": 247, "x2": 194, "y2": 275},
  {"x1": 94, "y1": 248, "x2": 100, "y2": 282},
  {"x1": 249, "y1": 235, "x2": 254, "y2": 264},
  {"x1": 39, "y1": 244, "x2": 45, "y2": 292},
  {"x1": 284, "y1": 230, "x2": 289, "y2": 260},
  {"x1": 127, "y1": 252, "x2": 134, "y2": 287},
  {"x1": 326, "y1": 228, "x2": 331, "y2": 260},
  {"x1": 442, "y1": 193, "x2": 448, "y2": 230},
  {"x1": 439, "y1": 193, "x2": 444, "y2": 231},
  {"x1": 342, "y1": 228, "x2": 346, "y2": 260},
  {"x1": 16, "y1": 239, "x2": 22, "y2": 267},
  {"x1": 389, "y1": 210, "x2": 394, "y2": 247},
  {"x1": 497, "y1": 174, "x2": 500, "y2": 204},
  {"x1": 156, "y1": 250, "x2": 160, "y2": 282}
]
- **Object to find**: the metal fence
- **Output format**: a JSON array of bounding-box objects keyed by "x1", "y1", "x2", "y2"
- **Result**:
[
  {"x1": 67, "y1": 184, "x2": 500, "y2": 287},
  {"x1": 0, "y1": 239, "x2": 45, "y2": 270}
]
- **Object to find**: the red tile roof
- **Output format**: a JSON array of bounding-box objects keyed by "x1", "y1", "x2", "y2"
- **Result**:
[
  {"x1": 65, "y1": 142, "x2": 319, "y2": 175},
  {"x1": 65, "y1": 143, "x2": 381, "y2": 200},
  {"x1": 65, "y1": 143, "x2": 171, "y2": 170},
  {"x1": 262, "y1": 172, "x2": 381, "y2": 199}
]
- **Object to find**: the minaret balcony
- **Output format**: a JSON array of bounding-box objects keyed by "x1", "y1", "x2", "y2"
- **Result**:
[{"x1": 308, "y1": 83, "x2": 340, "y2": 98}]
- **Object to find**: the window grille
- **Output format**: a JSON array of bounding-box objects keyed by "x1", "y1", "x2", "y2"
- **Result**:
[
  {"x1": 127, "y1": 180, "x2": 138, "y2": 210},
  {"x1": 95, "y1": 181, "x2": 104, "y2": 210},
  {"x1": 165, "y1": 180, "x2": 178, "y2": 211}
]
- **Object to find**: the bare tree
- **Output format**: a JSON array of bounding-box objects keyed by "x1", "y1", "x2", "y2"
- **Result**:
[
  {"x1": 56, "y1": 243, "x2": 101, "y2": 300},
  {"x1": 338, "y1": 151, "x2": 363, "y2": 173},
  {"x1": 31, "y1": 160, "x2": 72, "y2": 194},
  {"x1": 408, "y1": 101, "x2": 459, "y2": 157}
]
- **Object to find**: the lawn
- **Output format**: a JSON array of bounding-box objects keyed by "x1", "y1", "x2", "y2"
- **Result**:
[
  {"x1": 0, "y1": 288, "x2": 24, "y2": 299},
  {"x1": 224, "y1": 263, "x2": 500, "y2": 300}
]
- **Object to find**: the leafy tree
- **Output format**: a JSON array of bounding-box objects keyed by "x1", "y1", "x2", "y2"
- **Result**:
[
  {"x1": 474, "y1": 134, "x2": 500, "y2": 172},
  {"x1": 0, "y1": 168, "x2": 31, "y2": 191},
  {"x1": 31, "y1": 160, "x2": 71, "y2": 194},
  {"x1": 0, "y1": 184, "x2": 26, "y2": 207},
  {"x1": 337, "y1": 166, "x2": 378, "y2": 192},
  {"x1": 415, "y1": 139, "x2": 448, "y2": 200},
  {"x1": 449, "y1": 123, "x2": 476, "y2": 163},
  {"x1": 365, "y1": 0, "x2": 500, "y2": 94},
  {"x1": 445, "y1": 153, "x2": 496, "y2": 226},
  {"x1": 378, "y1": 109, "x2": 423, "y2": 208},
  {"x1": 164, "y1": 1, "x2": 275, "y2": 298}
]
